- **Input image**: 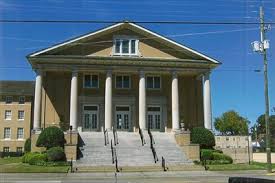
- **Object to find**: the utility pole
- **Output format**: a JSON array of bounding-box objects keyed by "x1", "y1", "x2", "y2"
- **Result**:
[{"x1": 251, "y1": 6, "x2": 272, "y2": 173}]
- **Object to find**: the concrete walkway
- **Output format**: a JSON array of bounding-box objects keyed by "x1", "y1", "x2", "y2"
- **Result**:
[{"x1": 1, "y1": 170, "x2": 275, "y2": 183}]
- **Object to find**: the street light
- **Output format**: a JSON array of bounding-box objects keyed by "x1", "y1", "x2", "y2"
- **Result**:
[{"x1": 251, "y1": 6, "x2": 272, "y2": 173}]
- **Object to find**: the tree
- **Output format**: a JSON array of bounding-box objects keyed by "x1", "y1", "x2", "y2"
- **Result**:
[
  {"x1": 191, "y1": 127, "x2": 215, "y2": 149},
  {"x1": 214, "y1": 110, "x2": 249, "y2": 135},
  {"x1": 36, "y1": 126, "x2": 65, "y2": 149}
]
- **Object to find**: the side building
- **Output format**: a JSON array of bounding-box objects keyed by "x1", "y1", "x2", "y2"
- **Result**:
[{"x1": 0, "y1": 81, "x2": 34, "y2": 156}]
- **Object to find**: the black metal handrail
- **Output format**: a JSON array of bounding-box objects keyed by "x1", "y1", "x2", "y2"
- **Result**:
[
  {"x1": 138, "y1": 127, "x2": 146, "y2": 146},
  {"x1": 104, "y1": 129, "x2": 109, "y2": 146},
  {"x1": 113, "y1": 128, "x2": 119, "y2": 145},
  {"x1": 111, "y1": 139, "x2": 114, "y2": 164},
  {"x1": 161, "y1": 156, "x2": 167, "y2": 171},
  {"x1": 148, "y1": 127, "x2": 158, "y2": 163},
  {"x1": 114, "y1": 147, "x2": 119, "y2": 172}
]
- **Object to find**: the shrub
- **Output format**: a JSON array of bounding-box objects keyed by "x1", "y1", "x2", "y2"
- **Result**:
[
  {"x1": 28, "y1": 153, "x2": 47, "y2": 165},
  {"x1": 36, "y1": 126, "x2": 65, "y2": 149},
  {"x1": 47, "y1": 147, "x2": 66, "y2": 162},
  {"x1": 200, "y1": 149, "x2": 214, "y2": 161},
  {"x1": 191, "y1": 127, "x2": 215, "y2": 149},
  {"x1": 212, "y1": 152, "x2": 233, "y2": 164},
  {"x1": 24, "y1": 138, "x2": 31, "y2": 152}
]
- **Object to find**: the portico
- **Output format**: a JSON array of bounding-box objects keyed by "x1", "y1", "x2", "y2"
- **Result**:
[{"x1": 28, "y1": 22, "x2": 219, "y2": 134}]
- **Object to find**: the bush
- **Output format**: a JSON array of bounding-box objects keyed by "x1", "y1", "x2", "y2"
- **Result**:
[
  {"x1": 212, "y1": 152, "x2": 233, "y2": 164},
  {"x1": 201, "y1": 149, "x2": 214, "y2": 160},
  {"x1": 191, "y1": 127, "x2": 215, "y2": 149},
  {"x1": 36, "y1": 126, "x2": 65, "y2": 149},
  {"x1": 22, "y1": 152, "x2": 47, "y2": 165},
  {"x1": 28, "y1": 153, "x2": 47, "y2": 165},
  {"x1": 47, "y1": 147, "x2": 66, "y2": 162},
  {"x1": 24, "y1": 138, "x2": 31, "y2": 152}
]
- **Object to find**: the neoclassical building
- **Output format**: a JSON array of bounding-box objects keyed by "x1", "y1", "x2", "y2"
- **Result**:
[{"x1": 27, "y1": 22, "x2": 220, "y2": 133}]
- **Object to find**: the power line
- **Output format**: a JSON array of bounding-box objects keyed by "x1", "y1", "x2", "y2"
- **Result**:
[{"x1": 1, "y1": 20, "x2": 275, "y2": 25}]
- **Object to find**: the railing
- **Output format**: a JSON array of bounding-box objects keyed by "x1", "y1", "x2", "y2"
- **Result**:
[
  {"x1": 161, "y1": 156, "x2": 168, "y2": 171},
  {"x1": 113, "y1": 128, "x2": 119, "y2": 146},
  {"x1": 138, "y1": 127, "x2": 146, "y2": 146},
  {"x1": 148, "y1": 127, "x2": 158, "y2": 163},
  {"x1": 111, "y1": 139, "x2": 119, "y2": 172},
  {"x1": 104, "y1": 129, "x2": 109, "y2": 146}
]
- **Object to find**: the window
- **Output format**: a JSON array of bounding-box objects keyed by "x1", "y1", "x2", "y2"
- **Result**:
[
  {"x1": 19, "y1": 96, "x2": 25, "y2": 104},
  {"x1": 17, "y1": 128, "x2": 24, "y2": 139},
  {"x1": 114, "y1": 38, "x2": 138, "y2": 55},
  {"x1": 5, "y1": 110, "x2": 12, "y2": 120},
  {"x1": 84, "y1": 74, "x2": 99, "y2": 88},
  {"x1": 16, "y1": 147, "x2": 23, "y2": 153},
  {"x1": 146, "y1": 76, "x2": 161, "y2": 89},
  {"x1": 3, "y1": 147, "x2": 9, "y2": 153},
  {"x1": 116, "y1": 75, "x2": 130, "y2": 89},
  {"x1": 5, "y1": 96, "x2": 12, "y2": 104},
  {"x1": 18, "y1": 110, "x2": 24, "y2": 120},
  {"x1": 4, "y1": 128, "x2": 11, "y2": 139}
]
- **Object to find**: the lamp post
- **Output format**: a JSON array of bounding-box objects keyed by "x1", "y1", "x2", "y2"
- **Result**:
[{"x1": 251, "y1": 6, "x2": 272, "y2": 173}]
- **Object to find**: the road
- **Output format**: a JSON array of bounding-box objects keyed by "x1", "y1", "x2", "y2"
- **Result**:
[{"x1": 1, "y1": 170, "x2": 275, "y2": 183}]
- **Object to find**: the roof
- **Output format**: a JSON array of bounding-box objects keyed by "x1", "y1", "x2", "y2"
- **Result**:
[
  {"x1": 0, "y1": 80, "x2": 35, "y2": 96},
  {"x1": 28, "y1": 22, "x2": 221, "y2": 65}
]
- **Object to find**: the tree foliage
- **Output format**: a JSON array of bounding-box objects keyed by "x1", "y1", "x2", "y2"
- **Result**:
[
  {"x1": 214, "y1": 110, "x2": 249, "y2": 135},
  {"x1": 36, "y1": 126, "x2": 65, "y2": 149},
  {"x1": 191, "y1": 127, "x2": 215, "y2": 149}
]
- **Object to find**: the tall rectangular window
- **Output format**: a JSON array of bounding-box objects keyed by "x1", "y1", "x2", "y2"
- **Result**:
[
  {"x1": 84, "y1": 74, "x2": 99, "y2": 88},
  {"x1": 5, "y1": 110, "x2": 12, "y2": 120},
  {"x1": 17, "y1": 128, "x2": 24, "y2": 139},
  {"x1": 146, "y1": 76, "x2": 161, "y2": 89},
  {"x1": 16, "y1": 147, "x2": 23, "y2": 153},
  {"x1": 3, "y1": 147, "x2": 10, "y2": 153},
  {"x1": 18, "y1": 110, "x2": 25, "y2": 120},
  {"x1": 114, "y1": 38, "x2": 137, "y2": 55},
  {"x1": 19, "y1": 96, "x2": 25, "y2": 104},
  {"x1": 4, "y1": 128, "x2": 11, "y2": 139},
  {"x1": 116, "y1": 75, "x2": 130, "y2": 89},
  {"x1": 5, "y1": 96, "x2": 12, "y2": 104}
]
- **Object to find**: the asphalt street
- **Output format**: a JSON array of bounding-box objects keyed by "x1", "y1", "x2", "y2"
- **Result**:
[{"x1": 1, "y1": 170, "x2": 275, "y2": 183}]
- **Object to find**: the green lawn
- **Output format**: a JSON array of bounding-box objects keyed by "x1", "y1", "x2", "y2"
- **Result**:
[
  {"x1": 208, "y1": 162, "x2": 275, "y2": 171},
  {"x1": 0, "y1": 157, "x2": 69, "y2": 173}
]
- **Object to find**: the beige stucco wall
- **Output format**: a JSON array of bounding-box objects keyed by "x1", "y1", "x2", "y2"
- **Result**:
[
  {"x1": 55, "y1": 28, "x2": 193, "y2": 60},
  {"x1": 41, "y1": 71, "x2": 204, "y2": 132},
  {"x1": 0, "y1": 95, "x2": 32, "y2": 152},
  {"x1": 253, "y1": 153, "x2": 275, "y2": 163}
]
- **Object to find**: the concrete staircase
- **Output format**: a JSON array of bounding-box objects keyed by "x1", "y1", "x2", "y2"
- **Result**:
[
  {"x1": 76, "y1": 131, "x2": 192, "y2": 168},
  {"x1": 150, "y1": 132, "x2": 193, "y2": 165}
]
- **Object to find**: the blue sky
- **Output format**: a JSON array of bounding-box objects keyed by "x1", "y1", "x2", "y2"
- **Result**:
[{"x1": 0, "y1": 0, "x2": 274, "y2": 127}]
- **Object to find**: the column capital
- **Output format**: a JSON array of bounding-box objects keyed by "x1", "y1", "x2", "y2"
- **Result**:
[
  {"x1": 171, "y1": 71, "x2": 178, "y2": 78},
  {"x1": 71, "y1": 70, "x2": 78, "y2": 75},
  {"x1": 34, "y1": 69, "x2": 45, "y2": 76},
  {"x1": 106, "y1": 70, "x2": 112, "y2": 76},
  {"x1": 139, "y1": 70, "x2": 145, "y2": 77}
]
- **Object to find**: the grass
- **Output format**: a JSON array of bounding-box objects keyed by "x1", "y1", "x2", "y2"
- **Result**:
[
  {"x1": 0, "y1": 157, "x2": 69, "y2": 173},
  {"x1": 208, "y1": 162, "x2": 275, "y2": 171}
]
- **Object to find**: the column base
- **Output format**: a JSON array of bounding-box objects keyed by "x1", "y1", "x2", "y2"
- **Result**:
[{"x1": 32, "y1": 129, "x2": 42, "y2": 134}]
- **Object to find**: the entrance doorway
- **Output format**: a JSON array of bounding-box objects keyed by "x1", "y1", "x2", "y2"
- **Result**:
[
  {"x1": 147, "y1": 106, "x2": 161, "y2": 130},
  {"x1": 83, "y1": 105, "x2": 98, "y2": 131},
  {"x1": 115, "y1": 106, "x2": 130, "y2": 130}
]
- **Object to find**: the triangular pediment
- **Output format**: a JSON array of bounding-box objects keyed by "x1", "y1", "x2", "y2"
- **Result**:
[{"x1": 28, "y1": 22, "x2": 220, "y2": 64}]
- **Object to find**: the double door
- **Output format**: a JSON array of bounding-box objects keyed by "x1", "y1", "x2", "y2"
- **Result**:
[
  {"x1": 115, "y1": 106, "x2": 130, "y2": 130},
  {"x1": 147, "y1": 106, "x2": 161, "y2": 130},
  {"x1": 83, "y1": 105, "x2": 98, "y2": 131}
]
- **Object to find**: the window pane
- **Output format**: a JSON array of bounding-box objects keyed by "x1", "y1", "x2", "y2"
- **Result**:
[
  {"x1": 84, "y1": 106, "x2": 98, "y2": 111},
  {"x1": 4, "y1": 128, "x2": 11, "y2": 139},
  {"x1": 6, "y1": 96, "x2": 12, "y2": 104},
  {"x1": 91, "y1": 75, "x2": 98, "y2": 88},
  {"x1": 122, "y1": 40, "x2": 129, "y2": 53},
  {"x1": 5, "y1": 110, "x2": 12, "y2": 120},
  {"x1": 84, "y1": 75, "x2": 91, "y2": 87},
  {"x1": 131, "y1": 40, "x2": 136, "y2": 54},
  {"x1": 123, "y1": 76, "x2": 130, "y2": 88},
  {"x1": 115, "y1": 40, "x2": 120, "y2": 53},
  {"x1": 116, "y1": 76, "x2": 123, "y2": 88},
  {"x1": 154, "y1": 77, "x2": 160, "y2": 88},
  {"x1": 18, "y1": 110, "x2": 24, "y2": 120},
  {"x1": 19, "y1": 96, "x2": 25, "y2": 104},
  {"x1": 17, "y1": 128, "x2": 24, "y2": 139},
  {"x1": 146, "y1": 77, "x2": 154, "y2": 88}
]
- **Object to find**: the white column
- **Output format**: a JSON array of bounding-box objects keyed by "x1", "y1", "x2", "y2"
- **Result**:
[
  {"x1": 139, "y1": 71, "x2": 146, "y2": 130},
  {"x1": 105, "y1": 70, "x2": 112, "y2": 130},
  {"x1": 172, "y1": 71, "x2": 180, "y2": 131},
  {"x1": 33, "y1": 70, "x2": 43, "y2": 131},
  {"x1": 203, "y1": 72, "x2": 213, "y2": 130},
  {"x1": 70, "y1": 71, "x2": 78, "y2": 131}
]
